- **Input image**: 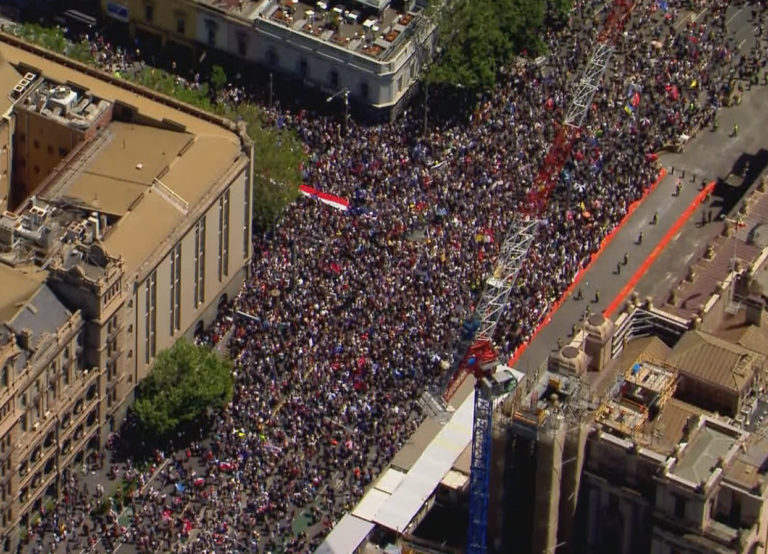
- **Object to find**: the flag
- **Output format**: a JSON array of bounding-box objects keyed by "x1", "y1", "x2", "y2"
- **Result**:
[{"x1": 299, "y1": 184, "x2": 349, "y2": 211}]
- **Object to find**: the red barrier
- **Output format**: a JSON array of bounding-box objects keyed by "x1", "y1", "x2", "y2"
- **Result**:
[
  {"x1": 507, "y1": 167, "x2": 668, "y2": 367},
  {"x1": 603, "y1": 179, "x2": 716, "y2": 317}
]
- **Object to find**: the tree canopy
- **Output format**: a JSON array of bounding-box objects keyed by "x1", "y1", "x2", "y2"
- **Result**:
[
  {"x1": 132, "y1": 339, "x2": 234, "y2": 439},
  {"x1": 11, "y1": 22, "x2": 305, "y2": 232},
  {"x1": 427, "y1": 0, "x2": 570, "y2": 91}
]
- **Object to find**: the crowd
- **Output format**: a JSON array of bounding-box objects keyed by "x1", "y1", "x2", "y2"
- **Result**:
[{"x1": 22, "y1": 0, "x2": 766, "y2": 552}]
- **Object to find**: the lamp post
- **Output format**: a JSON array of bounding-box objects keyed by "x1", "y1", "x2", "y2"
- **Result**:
[
  {"x1": 268, "y1": 72, "x2": 273, "y2": 108},
  {"x1": 326, "y1": 88, "x2": 350, "y2": 136}
]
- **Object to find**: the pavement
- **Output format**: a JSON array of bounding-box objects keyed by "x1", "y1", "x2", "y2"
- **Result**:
[{"x1": 513, "y1": 1, "x2": 768, "y2": 381}]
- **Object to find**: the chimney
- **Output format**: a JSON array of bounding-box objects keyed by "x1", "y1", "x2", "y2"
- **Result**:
[
  {"x1": 745, "y1": 295, "x2": 765, "y2": 327},
  {"x1": 17, "y1": 329, "x2": 32, "y2": 350},
  {"x1": 584, "y1": 313, "x2": 615, "y2": 372}
]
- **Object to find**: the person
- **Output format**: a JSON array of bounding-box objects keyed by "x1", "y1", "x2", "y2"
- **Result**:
[
  {"x1": 617, "y1": 261, "x2": 622, "y2": 274},
  {"x1": 638, "y1": 231, "x2": 644, "y2": 244},
  {"x1": 575, "y1": 288, "x2": 583, "y2": 300},
  {"x1": 623, "y1": 252, "x2": 628, "y2": 265},
  {"x1": 594, "y1": 289, "x2": 600, "y2": 302},
  {"x1": 733, "y1": 123, "x2": 739, "y2": 137},
  {"x1": 713, "y1": 117, "x2": 718, "y2": 131},
  {"x1": 652, "y1": 211, "x2": 658, "y2": 224}
]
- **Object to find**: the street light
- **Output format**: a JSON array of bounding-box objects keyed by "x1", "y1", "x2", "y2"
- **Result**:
[
  {"x1": 326, "y1": 88, "x2": 350, "y2": 136},
  {"x1": 268, "y1": 72, "x2": 273, "y2": 109}
]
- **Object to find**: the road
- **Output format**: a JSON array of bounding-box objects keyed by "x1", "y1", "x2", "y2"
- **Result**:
[{"x1": 513, "y1": 1, "x2": 768, "y2": 381}]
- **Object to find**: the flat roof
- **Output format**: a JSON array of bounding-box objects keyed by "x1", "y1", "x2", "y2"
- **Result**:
[
  {"x1": 46, "y1": 122, "x2": 194, "y2": 215},
  {"x1": 390, "y1": 416, "x2": 443, "y2": 472},
  {"x1": 671, "y1": 424, "x2": 739, "y2": 484},
  {"x1": 315, "y1": 514, "x2": 374, "y2": 554},
  {"x1": 0, "y1": 39, "x2": 240, "y2": 143},
  {"x1": 102, "y1": 187, "x2": 185, "y2": 272},
  {"x1": 160, "y1": 134, "x2": 241, "y2": 207},
  {"x1": 372, "y1": 389, "x2": 474, "y2": 533},
  {"x1": 0, "y1": 265, "x2": 46, "y2": 322}
]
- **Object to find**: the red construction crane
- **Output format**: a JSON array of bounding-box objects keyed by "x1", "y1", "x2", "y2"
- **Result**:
[
  {"x1": 422, "y1": 2, "x2": 637, "y2": 552},
  {"x1": 440, "y1": 0, "x2": 635, "y2": 406}
]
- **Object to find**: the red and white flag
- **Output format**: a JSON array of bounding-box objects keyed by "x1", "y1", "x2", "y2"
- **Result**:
[{"x1": 300, "y1": 184, "x2": 349, "y2": 211}]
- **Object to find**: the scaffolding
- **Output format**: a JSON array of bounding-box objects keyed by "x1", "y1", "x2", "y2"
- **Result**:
[{"x1": 596, "y1": 359, "x2": 678, "y2": 440}]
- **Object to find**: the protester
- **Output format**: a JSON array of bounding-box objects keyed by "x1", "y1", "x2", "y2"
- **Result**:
[{"x1": 24, "y1": 0, "x2": 764, "y2": 552}]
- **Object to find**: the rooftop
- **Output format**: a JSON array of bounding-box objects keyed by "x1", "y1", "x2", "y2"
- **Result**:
[
  {"x1": 668, "y1": 330, "x2": 762, "y2": 394},
  {"x1": 0, "y1": 36, "x2": 247, "y2": 277},
  {"x1": 17, "y1": 78, "x2": 111, "y2": 131},
  {"x1": 670, "y1": 420, "x2": 742, "y2": 485},
  {"x1": 40, "y1": 122, "x2": 194, "y2": 216},
  {"x1": 8, "y1": 284, "x2": 71, "y2": 355},
  {"x1": 0, "y1": 50, "x2": 22, "y2": 116},
  {"x1": 0, "y1": 265, "x2": 46, "y2": 322},
  {"x1": 595, "y1": 359, "x2": 678, "y2": 441},
  {"x1": 259, "y1": 0, "x2": 419, "y2": 60}
]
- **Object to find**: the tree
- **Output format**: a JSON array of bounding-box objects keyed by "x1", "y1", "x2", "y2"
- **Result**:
[
  {"x1": 427, "y1": 0, "x2": 551, "y2": 91},
  {"x1": 209, "y1": 65, "x2": 228, "y2": 94},
  {"x1": 132, "y1": 339, "x2": 234, "y2": 440},
  {"x1": 220, "y1": 104, "x2": 304, "y2": 231}
]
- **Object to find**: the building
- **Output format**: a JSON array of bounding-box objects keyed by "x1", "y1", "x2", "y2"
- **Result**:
[
  {"x1": 319, "y1": 167, "x2": 768, "y2": 553},
  {"x1": 0, "y1": 32, "x2": 253, "y2": 549},
  {"x1": 100, "y1": 0, "x2": 434, "y2": 118}
]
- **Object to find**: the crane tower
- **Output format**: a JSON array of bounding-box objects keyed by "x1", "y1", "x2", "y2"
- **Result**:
[{"x1": 426, "y1": 2, "x2": 635, "y2": 553}]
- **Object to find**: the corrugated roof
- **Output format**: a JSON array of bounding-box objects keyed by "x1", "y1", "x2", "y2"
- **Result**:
[
  {"x1": 668, "y1": 330, "x2": 761, "y2": 393},
  {"x1": 729, "y1": 325, "x2": 768, "y2": 356}
]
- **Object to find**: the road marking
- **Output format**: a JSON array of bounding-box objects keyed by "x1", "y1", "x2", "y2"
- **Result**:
[
  {"x1": 727, "y1": 6, "x2": 744, "y2": 27},
  {"x1": 604, "y1": 181, "x2": 716, "y2": 317}
]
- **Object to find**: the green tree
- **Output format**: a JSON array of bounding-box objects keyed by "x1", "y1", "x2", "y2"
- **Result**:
[
  {"x1": 427, "y1": 0, "x2": 550, "y2": 91},
  {"x1": 220, "y1": 104, "x2": 304, "y2": 230},
  {"x1": 132, "y1": 339, "x2": 234, "y2": 439},
  {"x1": 209, "y1": 65, "x2": 228, "y2": 94},
  {"x1": 12, "y1": 22, "x2": 306, "y2": 232}
]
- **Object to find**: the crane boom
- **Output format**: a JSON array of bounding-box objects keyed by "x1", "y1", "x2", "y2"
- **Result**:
[{"x1": 454, "y1": 1, "x2": 636, "y2": 552}]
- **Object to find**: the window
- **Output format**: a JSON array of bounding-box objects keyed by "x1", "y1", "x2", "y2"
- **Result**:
[
  {"x1": 176, "y1": 17, "x2": 186, "y2": 34},
  {"x1": 397, "y1": 76, "x2": 403, "y2": 92},
  {"x1": 58, "y1": 146, "x2": 68, "y2": 157},
  {"x1": 33, "y1": 139, "x2": 39, "y2": 150},
  {"x1": 674, "y1": 495, "x2": 686, "y2": 519},
  {"x1": 267, "y1": 49, "x2": 278, "y2": 67},
  {"x1": 237, "y1": 34, "x2": 247, "y2": 57},
  {"x1": 243, "y1": 175, "x2": 250, "y2": 259},
  {"x1": 47, "y1": 145, "x2": 53, "y2": 155},
  {"x1": 359, "y1": 82, "x2": 369, "y2": 100},
  {"x1": 299, "y1": 58, "x2": 308, "y2": 77},
  {"x1": 145, "y1": 3, "x2": 154, "y2": 22},
  {"x1": 206, "y1": 20, "x2": 216, "y2": 46},
  {"x1": 170, "y1": 244, "x2": 181, "y2": 334},
  {"x1": 144, "y1": 271, "x2": 157, "y2": 363},
  {"x1": 194, "y1": 218, "x2": 206, "y2": 308},
  {"x1": 218, "y1": 190, "x2": 230, "y2": 282},
  {"x1": 330, "y1": 70, "x2": 339, "y2": 87}
]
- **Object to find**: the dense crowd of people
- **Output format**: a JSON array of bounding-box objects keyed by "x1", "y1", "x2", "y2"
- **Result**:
[{"x1": 22, "y1": 0, "x2": 767, "y2": 552}]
